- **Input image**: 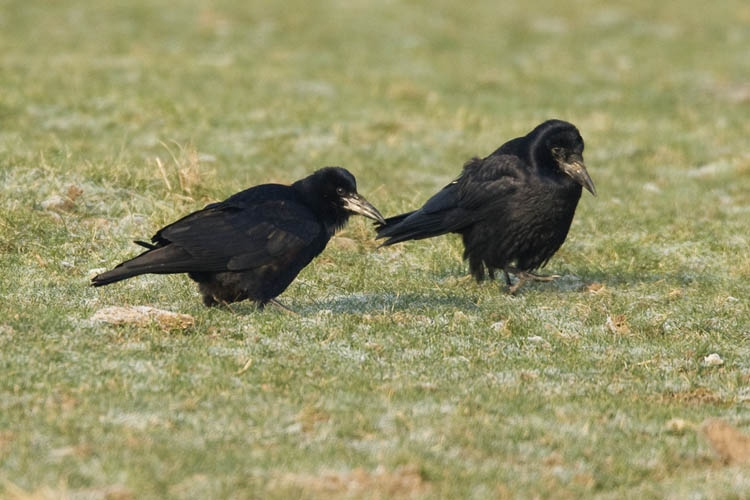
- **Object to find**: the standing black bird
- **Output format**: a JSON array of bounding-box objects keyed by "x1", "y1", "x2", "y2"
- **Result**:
[
  {"x1": 92, "y1": 167, "x2": 385, "y2": 308},
  {"x1": 376, "y1": 119, "x2": 596, "y2": 293}
]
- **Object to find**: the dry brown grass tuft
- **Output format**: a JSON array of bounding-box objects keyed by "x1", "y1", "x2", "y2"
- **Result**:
[
  {"x1": 701, "y1": 418, "x2": 750, "y2": 465},
  {"x1": 155, "y1": 141, "x2": 214, "y2": 197},
  {"x1": 91, "y1": 305, "x2": 194, "y2": 331},
  {"x1": 656, "y1": 387, "x2": 727, "y2": 406}
]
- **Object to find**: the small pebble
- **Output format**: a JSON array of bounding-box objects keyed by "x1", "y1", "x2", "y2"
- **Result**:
[
  {"x1": 490, "y1": 320, "x2": 506, "y2": 332},
  {"x1": 702, "y1": 353, "x2": 724, "y2": 366},
  {"x1": 41, "y1": 195, "x2": 72, "y2": 211}
]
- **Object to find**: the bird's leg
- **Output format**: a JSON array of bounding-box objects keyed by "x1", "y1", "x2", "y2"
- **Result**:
[
  {"x1": 202, "y1": 294, "x2": 219, "y2": 307},
  {"x1": 221, "y1": 300, "x2": 238, "y2": 313},
  {"x1": 269, "y1": 299, "x2": 299, "y2": 316},
  {"x1": 503, "y1": 267, "x2": 526, "y2": 294},
  {"x1": 507, "y1": 274, "x2": 528, "y2": 295},
  {"x1": 502, "y1": 268, "x2": 513, "y2": 286}
]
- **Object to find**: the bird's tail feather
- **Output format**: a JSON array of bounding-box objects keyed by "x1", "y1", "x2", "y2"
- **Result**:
[
  {"x1": 91, "y1": 245, "x2": 198, "y2": 287},
  {"x1": 91, "y1": 265, "x2": 149, "y2": 287},
  {"x1": 134, "y1": 240, "x2": 157, "y2": 250},
  {"x1": 374, "y1": 211, "x2": 413, "y2": 231},
  {"x1": 376, "y1": 211, "x2": 454, "y2": 246}
]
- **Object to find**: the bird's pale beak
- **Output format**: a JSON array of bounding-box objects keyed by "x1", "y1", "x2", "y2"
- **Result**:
[
  {"x1": 560, "y1": 155, "x2": 596, "y2": 196},
  {"x1": 342, "y1": 194, "x2": 386, "y2": 224}
]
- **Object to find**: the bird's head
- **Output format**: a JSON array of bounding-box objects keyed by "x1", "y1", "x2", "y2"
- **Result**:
[
  {"x1": 535, "y1": 120, "x2": 596, "y2": 196},
  {"x1": 297, "y1": 167, "x2": 385, "y2": 231}
]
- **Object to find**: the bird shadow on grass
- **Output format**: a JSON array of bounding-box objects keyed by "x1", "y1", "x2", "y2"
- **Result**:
[
  {"x1": 207, "y1": 268, "x2": 711, "y2": 316},
  {"x1": 576, "y1": 267, "x2": 713, "y2": 290},
  {"x1": 187, "y1": 292, "x2": 477, "y2": 317},
  {"x1": 295, "y1": 291, "x2": 482, "y2": 315}
]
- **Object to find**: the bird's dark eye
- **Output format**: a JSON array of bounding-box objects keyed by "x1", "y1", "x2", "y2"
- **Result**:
[{"x1": 336, "y1": 187, "x2": 346, "y2": 196}]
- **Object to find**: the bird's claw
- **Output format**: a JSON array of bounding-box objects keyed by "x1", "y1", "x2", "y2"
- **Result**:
[
  {"x1": 269, "y1": 299, "x2": 299, "y2": 316},
  {"x1": 506, "y1": 271, "x2": 561, "y2": 294},
  {"x1": 526, "y1": 272, "x2": 561, "y2": 282}
]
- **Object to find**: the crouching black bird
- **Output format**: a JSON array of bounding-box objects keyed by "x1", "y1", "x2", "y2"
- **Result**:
[
  {"x1": 376, "y1": 119, "x2": 596, "y2": 293},
  {"x1": 92, "y1": 167, "x2": 385, "y2": 308}
]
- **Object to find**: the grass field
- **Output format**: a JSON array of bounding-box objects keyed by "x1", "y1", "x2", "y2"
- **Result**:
[{"x1": 1, "y1": 0, "x2": 749, "y2": 498}]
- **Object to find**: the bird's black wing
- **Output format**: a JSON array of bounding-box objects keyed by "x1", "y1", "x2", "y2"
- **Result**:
[
  {"x1": 455, "y1": 154, "x2": 525, "y2": 210},
  {"x1": 153, "y1": 196, "x2": 324, "y2": 272},
  {"x1": 92, "y1": 189, "x2": 326, "y2": 287}
]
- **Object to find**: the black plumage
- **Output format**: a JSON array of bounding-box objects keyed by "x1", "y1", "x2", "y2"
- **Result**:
[
  {"x1": 92, "y1": 167, "x2": 385, "y2": 307},
  {"x1": 376, "y1": 119, "x2": 596, "y2": 293}
]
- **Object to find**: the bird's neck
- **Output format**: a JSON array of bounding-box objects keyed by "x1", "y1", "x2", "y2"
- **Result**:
[{"x1": 323, "y1": 212, "x2": 350, "y2": 237}]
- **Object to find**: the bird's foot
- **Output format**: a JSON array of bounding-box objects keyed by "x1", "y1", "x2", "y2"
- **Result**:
[
  {"x1": 506, "y1": 270, "x2": 561, "y2": 294},
  {"x1": 269, "y1": 299, "x2": 299, "y2": 316},
  {"x1": 507, "y1": 276, "x2": 526, "y2": 295},
  {"x1": 202, "y1": 294, "x2": 219, "y2": 307},
  {"x1": 202, "y1": 294, "x2": 241, "y2": 313},
  {"x1": 524, "y1": 271, "x2": 561, "y2": 282}
]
